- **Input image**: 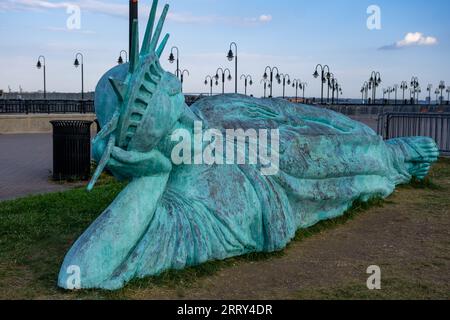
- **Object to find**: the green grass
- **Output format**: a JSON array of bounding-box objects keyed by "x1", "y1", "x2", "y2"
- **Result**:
[
  {"x1": 0, "y1": 158, "x2": 448, "y2": 299},
  {"x1": 0, "y1": 184, "x2": 384, "y2": 299}
]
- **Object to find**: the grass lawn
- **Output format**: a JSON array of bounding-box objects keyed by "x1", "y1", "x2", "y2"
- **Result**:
[{"x1": 0, "y1": 159, "x2": 449, "y2": 300}]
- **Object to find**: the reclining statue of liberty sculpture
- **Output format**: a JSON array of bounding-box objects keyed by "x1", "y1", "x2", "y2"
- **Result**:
[{"x1": 58, "y1": 0, "x2": 439, "y2": 290}]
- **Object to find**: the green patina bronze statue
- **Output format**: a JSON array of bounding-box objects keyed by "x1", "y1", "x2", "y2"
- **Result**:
[{"x1": 58, "y1": 0, "x2": 439, "y2": 290}]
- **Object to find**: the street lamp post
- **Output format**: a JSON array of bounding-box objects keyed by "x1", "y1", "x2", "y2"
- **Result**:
[
  {"x1": 73, "y1": 53, "x2": 84, "y2": 100},
  {"x1": 400, "y1": 81, "x2": 408, "y2": 104},
  {"x1": 263, "y1": 66, "x2": 280, "y2": 98},
  {"x1": 176, "y1": 69, "x2": 189, "y2": 92},
  {"x1": 261, "y1": 79, "x2": 270, "y2": 98},
  {"x1": 330, "y1": 75, "x2": 339, "y2": 105},
  {"x1": 292, "y1": 79, "x2": 301, "y2": 102},
  {"x1": 279, "y1": 74, "x2": 291, "y2": 99},
  {"x1": 36, "y1": 55, "x2": 46, "y2": 99},
  {"x1": 240, "y1": 74, "x2": 253, "y2": 96},
  {"x1": 446, "y1": 87, "x2": 450, "y2": 104},
  {"x1": 227, "y1": 42, "x2": 238, "y2": 94},
  {"x1": 435, "y1": 89, "x2": 440, "y2": 105},
  {"x1": 117, "y1": 50, "x2": 128, "y2": 64},
  {"x1": 369, "y1": 71, "x2": 382, "y2": 104},
  {"x1": 301, "y1": 82, "x2": 307, "y2": 102},
  {"x1": 215, "y1": 68, "x2": 232, "y2": 95},
  {"x1": 328, "y1": 73, "x2": 334, "y2": 104},
  {"x1": 393, "y1": 84, "x2": 398, "y2": 105},
  {"x1": 387, "y1": 86, "x2": 393, "y2": 104},
  {"x1": 169, "y1": 46, "x2": 180, "y2": 79},
  {"x1": 410, "y1": 76, "x2": 420, "y2": 104},
  {"x1": 337, "y1": 85, "x2": 342, "y2": 104},
  {"x1": 313, "y1": 64, "x2": 330, "y2": 104},
  {"x1": 361, "y1": 81, "x2": 369, "y2": 104},
  {"x1": 204, "y1": 75, "x2": 214, "y2": 96},
  {"x1": 427, "y1": 84, "x2": 433, "y2": 105},
  {"x1": 438, "y1": 81, "x2": 446, "y2": 105}
]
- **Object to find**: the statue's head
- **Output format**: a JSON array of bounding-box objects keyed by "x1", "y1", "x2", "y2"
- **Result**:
[{"x1": 94, "y1": 0, "x2": 185, "y2": 153}]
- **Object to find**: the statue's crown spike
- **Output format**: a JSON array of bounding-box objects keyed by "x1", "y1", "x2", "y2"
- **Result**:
[
  {"x1": 129, "y1": 0, "x2": 170, "y2": 74},
  {"x1": 148, "y1": 4, "x2": 169, "y2": 53},
  {"x1": 141, "y1": 0, "x2": 159, "y2": 55},
  {"x1": 108, "y1": 77, "x2": 126, "y2": 101}
]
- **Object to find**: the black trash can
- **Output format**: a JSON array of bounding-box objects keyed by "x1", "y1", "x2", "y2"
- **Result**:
[{"x1": 50, "y1": 120, "x2": 93, "y2": 181}]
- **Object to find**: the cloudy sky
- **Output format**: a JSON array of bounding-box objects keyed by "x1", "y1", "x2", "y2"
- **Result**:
[{"x1": 0, "y1": 0, "x2": 449, "y2": 98}]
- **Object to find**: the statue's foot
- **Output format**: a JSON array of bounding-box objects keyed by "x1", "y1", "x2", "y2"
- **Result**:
[{"x1": 390, "y1": 137, "x2": 439, "y2": 180}]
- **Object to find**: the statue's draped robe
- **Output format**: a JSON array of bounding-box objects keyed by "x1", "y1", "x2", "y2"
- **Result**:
[{"x1": 68, "y1": 95, "x2": 413, "y2": 289}]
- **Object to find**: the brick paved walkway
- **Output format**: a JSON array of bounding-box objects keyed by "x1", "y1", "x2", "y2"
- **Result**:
[{"x1": 0, "y1": 134, "x2": 82, "y2": 201}]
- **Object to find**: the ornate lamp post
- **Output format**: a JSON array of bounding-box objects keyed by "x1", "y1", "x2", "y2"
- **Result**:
[
  {"x1": 446, "y1": 87, "x2": 450, "y2": 103},
  {"x1": 330, "y1": 75, "x2": 340, "y2": 105},
  {"x1": 300, "y1": 82, "x2": 307, "y2": 101},
  {"x1": 393, "y1": 84, "x2": 399, "y2": 105},
  {"x1": 435, "y1": 88, "x2": 440, "y2": 104},
  {"x1": 386, "y1": 86, "x2": 393, "y2": 104},
  {"x1": 361, "y1": 81, "x2": 369, "y2": 104},
  {"x1": 426, "y1": 84, "x2": 433, "y2": 105},
  {"x1": 168, "y1": 46, "x2": 180, "y2": 79},
  {"x1": 336, "y1": 85, "x2": 342, "y2": 104},
  {"x1": 410, "y1": 76, "x2": 420, "y2": 104},
  {"x1": 279, "y1": 73, "x2": 291, "y2": 99},
  {"x1": 438, "y1": 81, "x2": 446, "y2": 104},
  {"x1": 328, "y1": 73, "x2": 335, "y2": 104},
  {"x1": 73, "y1": 52, "x2": 84, "y2": 100},
  {"x1": 263, "y1": 66, "x2": 280, "y2": 98},
  {"x1": 369, "y1": 71, "x2": 381, "y2": 104},
  {"x1": 204, "y1": 75, "x2": 214, "y2": 96},
  {"x1": 292, "y1": 79, "x2": 302, "y2": 102},
  {"x1": 313, "y1": 64, "x2": 330, "y2": 104},
  {"x1": 329, "y1": 75, "x2": 335, "y2": 104},
  {"x1": 215, "y1": 68, "x2": 232, "y2": 94},
  {"x1": 261, "y1": 79, "x2": 270, "y2": 98},
  {"x1": 400, "y1": 81, "x2": 408, "y2": 104},
  {"x1": 36, "y1": 55, "x2": 46, "y2": 99},
  {"x1": 227, "y1": 42, "x2": 238, "y2": 94},
  {"x1": 240, "y1": 74, "x2": 253, "y2": 96},
  {"x1": 117, "y1": 50, "x2": 128, "y2": 64},
  {"x1": 176, "y1": 69, "x2": 189, "y2": 93}
]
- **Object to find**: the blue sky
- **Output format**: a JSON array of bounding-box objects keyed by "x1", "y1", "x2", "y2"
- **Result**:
[{"x1": 0, "y1": 0, "x2": 449, "y2": 98}]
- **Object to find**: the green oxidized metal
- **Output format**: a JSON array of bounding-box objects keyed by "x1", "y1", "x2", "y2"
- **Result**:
[{"x1": 58, "y1": 0, "x2": 439, "y2": 290}]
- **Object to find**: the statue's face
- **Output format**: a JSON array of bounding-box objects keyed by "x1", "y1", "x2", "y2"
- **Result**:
[
  {"x1": 94, "y1": 63, "x2": 128, "y2": 130},
  {"x1": 95, "y1": 55, "x2": 185, "y2": 154}
]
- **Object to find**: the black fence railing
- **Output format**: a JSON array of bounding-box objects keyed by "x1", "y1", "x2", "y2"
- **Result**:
[
  {"x1": 324, "y1": 104, "x2": 450, "y2": 116},
  {"x1": 377, "y1": 112, "x2": 450, "y2": 154},
  {"x1": 0, "y1": 99, "x2": 95, "y2": 114}
]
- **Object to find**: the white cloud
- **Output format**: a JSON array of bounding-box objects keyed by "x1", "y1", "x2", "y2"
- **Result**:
[
  {"x1": 380, "y1": 32, "x2": 438, "y2": 50},
  {"x1": 1, "y1": 0, "x2": 272, "y2": 26},
  {"x1": 397, "y1": 32, "x2": 437, "y2": 47},
  {"x1": 258, "y1": 14, "x2": 272, "y2": 23}
]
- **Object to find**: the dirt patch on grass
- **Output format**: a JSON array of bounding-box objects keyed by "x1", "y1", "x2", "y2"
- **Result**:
[{"x1": 0, "y1": 159, "x2": 449, "y2": 300}]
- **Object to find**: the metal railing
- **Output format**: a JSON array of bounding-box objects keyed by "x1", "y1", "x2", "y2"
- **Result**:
[
  {"x1": 0, "y1": 99, "x2": 95, "y2": 114},
  {"x1": 324, "y1": 104, "x2": 450, "y2": 116},
  {"x1": 377, "y1": 112, "x2": 450, "y2": 154}
]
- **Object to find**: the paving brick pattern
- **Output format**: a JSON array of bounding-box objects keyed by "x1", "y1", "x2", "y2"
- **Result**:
[{"x1": 0, "y1": 134, "x2": 82, "y2": 201}]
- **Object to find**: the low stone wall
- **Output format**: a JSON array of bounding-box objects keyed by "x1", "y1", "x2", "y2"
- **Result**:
[{"x1": 0, "y1": 114, "x2": 96, "y2": 134}]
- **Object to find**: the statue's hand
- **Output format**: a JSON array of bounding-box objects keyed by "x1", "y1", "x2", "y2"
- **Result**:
[{"x1": 107, "y1": 147, "x2": 172, "y2": 179}]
